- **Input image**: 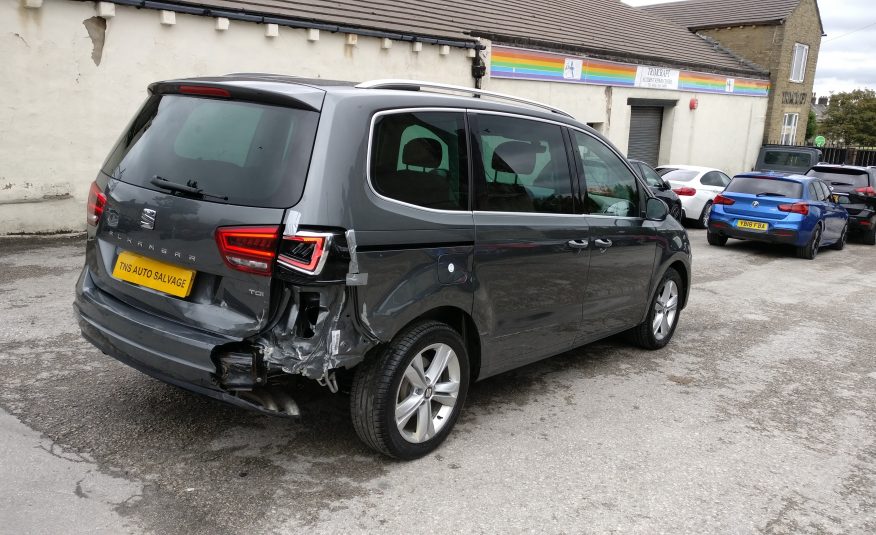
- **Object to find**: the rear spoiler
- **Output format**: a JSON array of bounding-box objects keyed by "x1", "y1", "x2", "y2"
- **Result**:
[{"x1": 148, "y1": 79, "x2": 325, "y2": 111}]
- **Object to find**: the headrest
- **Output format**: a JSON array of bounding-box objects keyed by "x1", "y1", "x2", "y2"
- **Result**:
[
  {"x1": 491, "y1": 141, "x2": 538, "y2": 175},
  {"x1": 402, "y1": 138, "x2": 443, "y2": 168}
]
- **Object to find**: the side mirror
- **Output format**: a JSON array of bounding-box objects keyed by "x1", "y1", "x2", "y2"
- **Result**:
[
  {"x1": 646, "y1": 197, "x2": 669, "y2": 221},
  {"x1": 661, "y1": 180, "x2": 672, "y2": 191}
]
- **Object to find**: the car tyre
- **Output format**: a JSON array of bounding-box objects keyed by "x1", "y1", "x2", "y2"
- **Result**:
[
  {"x1": 863, "y1": 219, "x2": 876, "y2": 245},
  {"x1": 831, "y1": 224, "x2": 848, "y2": 250},
  {"x1": 796, "y1": 224, "x2": 822, "y2": 260},
  {"x1": 670, "y1": 202, "x2": 683, "y2": 221},
  {"x1": 697, "y1": 201, "x2": 713, "y2": 229},
  {"x1": 350, "y1": 321, "x2": 469, "y2": 460},
  {"x1": 707, "y1": 231, "x2": 728, "y2": 246},
  {"x1": 629, "y1": 268, "x2": 683, "y2": 350}
]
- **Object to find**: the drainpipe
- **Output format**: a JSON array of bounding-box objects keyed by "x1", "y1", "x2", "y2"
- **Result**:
[{"x1": 471, "y1": 42, "x2": 487, "y2": 90}]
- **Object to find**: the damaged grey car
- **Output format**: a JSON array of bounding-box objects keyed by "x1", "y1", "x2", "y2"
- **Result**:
[{"x1": 74, "y1": 76, "x2": 692, "y2": 459}]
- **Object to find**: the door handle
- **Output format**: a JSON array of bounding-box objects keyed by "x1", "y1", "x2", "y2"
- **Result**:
[
  {"x1": 594, "y1": 238, "x2": 613, "y2": 249},
  {"x1": 567, "y1": 239, "x2": 589, "y2": 250}
]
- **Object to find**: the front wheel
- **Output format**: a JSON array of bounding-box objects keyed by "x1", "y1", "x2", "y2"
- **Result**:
[
  {"x1": 629, "y1": 268, "x2": 683, "y2": 350},
  {"x1": 670, "y1": 202, "x2": 683, "y2": 221},
  {"x1": 796, "y1": 225, "x2": 822, "y2": 260},
  {"x1": 350, "y1": 321, "x2": 470, "y2": 459}
]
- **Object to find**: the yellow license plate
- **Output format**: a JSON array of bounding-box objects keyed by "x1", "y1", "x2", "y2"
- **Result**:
[
  {"x1": 112, "y1": 251, "x2": 196, "y2": 298},
  {"x1": 736, "y1": 220, "x2": 769, "y2": 231}
]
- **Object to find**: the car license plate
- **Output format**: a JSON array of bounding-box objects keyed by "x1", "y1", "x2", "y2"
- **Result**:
[
  {"x1": 736, "y1": 220, "x2": 768, "y2": 231},
  {"x1": 112, "y1": 251, "x2": 196, "y2": 298}
]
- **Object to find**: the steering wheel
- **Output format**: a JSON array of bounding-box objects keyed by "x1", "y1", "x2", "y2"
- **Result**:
[{"x1": 604, "y1": 200, "x2": 633, "y2": 216}]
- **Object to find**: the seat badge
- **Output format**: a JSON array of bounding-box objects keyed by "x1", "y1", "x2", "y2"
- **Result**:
[{"x1": 140, "y1": 208, "x2": 157, "y2": 230}]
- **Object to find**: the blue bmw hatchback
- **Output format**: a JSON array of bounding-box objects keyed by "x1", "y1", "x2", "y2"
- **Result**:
[{"x1": 707, "y1": 173, "x2": 848, "y2": 259}]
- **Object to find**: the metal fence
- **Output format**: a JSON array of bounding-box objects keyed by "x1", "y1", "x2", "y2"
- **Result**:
[{"x1": 766, "y1": 141, "x2": 876, "y2": 167}]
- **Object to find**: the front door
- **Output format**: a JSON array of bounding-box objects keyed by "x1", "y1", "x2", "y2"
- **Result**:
[
  {"x1": 570, "y1": 130, "x2": 658, "y2": 342},
  {"x1": 469, "y1": 113, "x2": 591, "y2": 377}
]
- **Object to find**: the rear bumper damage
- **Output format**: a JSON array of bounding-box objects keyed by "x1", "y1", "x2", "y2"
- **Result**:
[{"x1": 75, "y1": 265, "x2": 379, "y2": 416}]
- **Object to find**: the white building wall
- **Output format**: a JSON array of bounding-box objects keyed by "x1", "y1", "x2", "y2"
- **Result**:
[{"x1": 0, "y1": 0, "x2": 767, "y2": 234}]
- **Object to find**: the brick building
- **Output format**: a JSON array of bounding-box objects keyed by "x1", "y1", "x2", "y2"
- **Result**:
[{"x1": 643, "y1": 0, "x2": 824, "y2": 144}]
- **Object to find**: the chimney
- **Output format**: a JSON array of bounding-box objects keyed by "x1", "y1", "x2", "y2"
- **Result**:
[
  {"x1": 811, "y1": 92, "x2": 816, "y2": 105},
  {"x1": 818, "y1": 96, "x2": 829, "y2": 106}
]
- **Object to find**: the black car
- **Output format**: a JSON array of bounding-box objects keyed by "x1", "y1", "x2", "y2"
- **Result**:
[
  {"x1": 74, "y1": 76, "x2": 692, "y2": 459},
  {"x1": 806, "y1": 164, "x2": 876, "y2": 244},
  {"x1": 629, "y1": 159, "x2": 683, "y2": 220}
]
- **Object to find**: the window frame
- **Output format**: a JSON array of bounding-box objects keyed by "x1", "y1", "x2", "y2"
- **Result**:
[
  {"x1": 366, "y1": 107, "x2": 473, "y2": 214},
  {"x1": 790, "y1": 43, "x2": 809, "y2": 83},
  {"x1": 781, "y1": 113, "x2": 800, "y2": 145}
]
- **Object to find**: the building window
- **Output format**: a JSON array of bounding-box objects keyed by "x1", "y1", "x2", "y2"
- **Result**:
[
  {"x1": 790, "y1": 43, "x2": 809, "y2": 83},
  {"x1": 781, "y1": 113, "x2": 799, "y2": 145}
]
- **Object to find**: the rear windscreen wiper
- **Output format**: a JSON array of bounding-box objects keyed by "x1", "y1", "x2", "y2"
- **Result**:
[
  {"x1": 150, "y1": 175, "x2": 228, "y2": 201},
  {"x1": 831, "y1": 181, "x2": 854, "y2": 186},
  {"x1": 756, "y1": 192, "x2": 784, "y2": 197}
]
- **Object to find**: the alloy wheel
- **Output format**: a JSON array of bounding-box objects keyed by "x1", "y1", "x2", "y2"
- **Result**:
[
  {"x1": 395, "y1": 343, "x2": 461, "y2": 444},
  {"x1": 652, "y1": 279, "x2": 679, "y2": 341}
]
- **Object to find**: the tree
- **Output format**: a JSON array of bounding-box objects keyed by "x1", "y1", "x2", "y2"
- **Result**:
[
  {"x1": 821, "y1": 89, "x2": 876, "y2": 146},
  {"x1": 806, "y1": 110, "x2": 817, "y2": 141}
]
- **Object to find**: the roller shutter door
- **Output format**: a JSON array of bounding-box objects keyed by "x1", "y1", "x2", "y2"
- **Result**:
[{"x1": 627, "y1": 106, "x2": 663, "y2": 167}]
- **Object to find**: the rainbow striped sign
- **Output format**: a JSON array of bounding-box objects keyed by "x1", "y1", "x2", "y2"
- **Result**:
[{"x1": 490, "y1": 45, "x2": 769, "y2": 97}]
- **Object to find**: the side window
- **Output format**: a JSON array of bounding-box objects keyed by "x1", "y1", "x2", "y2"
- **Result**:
[
  {"x1": 641, "y1": 165, "x2": 666, "y2": 188},
  {"x1": 718, "y1": 173, "x2": 732, "y2": 187},
  {"x1": 371, "y1": 111, "x2": 468, "y2": 211},
  {"x1": 573, "y1": 131, "x2": 640, "y2": 216},
  {"x1": 701, "y1": 172, "x2": 722, "y2": 187},
  {"x1": 817, "y1": 181, "x2": 831, "y2": 201},
  {"x1": 808, "y1": 183, "x2": 821, "y2": 201},
  {"x1": 472, "y1": 114, "x2": 574, "y2": 214}
]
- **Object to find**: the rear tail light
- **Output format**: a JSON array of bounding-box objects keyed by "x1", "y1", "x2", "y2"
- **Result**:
[
  {"x1": 178, "y1": 85, "x2": 231, "y2": 98},
  {"x1": 278, "y1": 231, "x2": 333, "y2": 275},
  {"x1": 860, "y1": 219, "x2": 872, "y2": 227},
  {"x1": 673, "y1": 187, "x2": 697, "y2": 196},
  {"x1": 854, "y1": 186, "x2": 876, "y2": 196},
  {"x1": 778, "y1": 202, "x2": 810, "y2": 216},
  {"x1": 86, "y1": 181, "x2": 106, "y2": 226},
  {"x1": 713, "y1": 194, "x2": 735, "y2": 205},
  {"x1": 215, "y1": 226, "x2": 280, "y2": 275}
]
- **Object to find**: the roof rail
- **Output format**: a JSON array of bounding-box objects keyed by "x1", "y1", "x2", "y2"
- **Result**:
[{"x1": 355, "y1": 79, "x2": 574, "y2": 118}]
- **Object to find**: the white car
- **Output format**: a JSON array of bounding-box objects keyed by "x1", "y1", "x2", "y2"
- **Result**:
[{"x1": 655, "y1": 165, "x2": 732, "y2": 228}]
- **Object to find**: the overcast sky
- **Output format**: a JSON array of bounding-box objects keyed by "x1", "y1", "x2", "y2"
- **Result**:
[{"x1": 623, "y1": 0, "x2": 875, "y2": 95}]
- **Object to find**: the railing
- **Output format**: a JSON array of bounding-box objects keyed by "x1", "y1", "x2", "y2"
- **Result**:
[{"x1": 765, "y1": 140, "x2": 876, "y2": 167}]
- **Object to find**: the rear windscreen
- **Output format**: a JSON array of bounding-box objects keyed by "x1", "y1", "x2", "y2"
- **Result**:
[
  {"x1": 102, "y1": 95, "x2": 319, "y2": 208},
  {"x1": 660, "y1": 170, "x2": 698, "y2": 182},
  {"x1": 806, "y1": 169, "x2": 870, "y2": 188},
  {"x1": 761, "y1": 151, "x2": 813, "y2": 169},
  {"x1": 725, "y1": 177, "x2": 803, "y2": 198}
]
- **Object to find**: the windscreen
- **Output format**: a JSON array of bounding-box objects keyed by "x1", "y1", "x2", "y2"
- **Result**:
[
  {"x1": 660, "y1": 170, "x2": 699, "y2": 182},
  {"x1": 806, "y1": 168, "x2": 870, "y2": 188},
  {"x1": 102, "y1": 95, "x2": 319, "y2": 208},
  {"x1": 725, "y1": 176, "x2": 803, "y2": 198}
]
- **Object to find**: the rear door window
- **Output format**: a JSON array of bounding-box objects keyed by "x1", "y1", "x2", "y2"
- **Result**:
[
  {"x1": 102, "y1": 95, "x2": 319, "y2": 208},
  {"x1": 471, "y1": 114, "x2": 574, "y2": 214},
  {"x1": 725, "y1": 177, "x2": 803, "y2": 198},
  {"x1": 572, "y1": 131, "x2": 640, "y2": 217},
  {"x1": 640, "y1": 165, "x2": 666, "y2": 188},
  {"x1": 370, "y1": 111, "x2": 468, "y2": 211}
]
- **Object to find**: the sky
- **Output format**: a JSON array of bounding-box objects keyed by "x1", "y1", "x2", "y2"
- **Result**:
[{"x1": 622, "y1": 0, "x2": 876, "y2": 96}]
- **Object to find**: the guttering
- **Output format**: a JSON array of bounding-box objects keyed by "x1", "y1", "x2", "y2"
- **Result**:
[{"x1": 108, "y1": 0, "x2": 479, "y2": 49}]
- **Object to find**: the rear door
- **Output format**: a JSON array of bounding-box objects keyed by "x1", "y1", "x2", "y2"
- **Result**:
[
  {"x1": 470, "y1": 112, "x2": 590, "y2": 376},
  {"x1": 90, "y1": 89, "x2": 320, "y2": 338},
  {"x1": 570, "y1": 129, "x2": 658, "y2": 342}
]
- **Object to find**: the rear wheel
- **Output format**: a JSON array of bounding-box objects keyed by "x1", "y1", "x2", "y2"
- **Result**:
[
  {"x1": 863, "y1": 219, "x2": 876, "y2": 245},
  {"x1": 350, "y1": 321, "x2": 469, "y2": 459},
  {"x1": 630, "y1": 268, "x2": 682, "y2": 350},
  {"x1": 832, "y1": 224, "x2": 848, "y2": 250},
  {"x1": 697, "y1": 201, "x2": 713, "y2": 229},
  {"x1": 707, "y1": 231, "x2": 728, "y2": 246},
  {"x1": 796, "y1": 225, "x2": 822, "y2": 260}
]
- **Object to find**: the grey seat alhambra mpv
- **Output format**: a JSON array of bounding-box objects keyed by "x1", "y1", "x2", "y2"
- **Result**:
[{"x1": 74, "y1": 75, "x2": 691, "y2": 459}]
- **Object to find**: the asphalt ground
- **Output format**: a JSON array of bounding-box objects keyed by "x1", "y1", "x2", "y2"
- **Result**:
[{"x1": 0, "y1": 230, "x2": 874, "y2": 534}]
